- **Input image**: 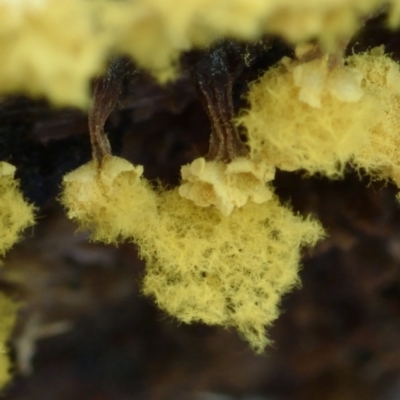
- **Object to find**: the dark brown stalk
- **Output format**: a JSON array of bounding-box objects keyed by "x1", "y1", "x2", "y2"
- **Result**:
[
  {"x1": 188, "y1": 41, "x2": 250, "y2": 163},
  {"x1": 89, "y1": 60, "x2": 125, "y2": 166}
]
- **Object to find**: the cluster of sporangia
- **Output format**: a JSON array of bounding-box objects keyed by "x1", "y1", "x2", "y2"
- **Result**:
[{"x1": 5, "y1": 43, "x2": 400, "y2": 353}]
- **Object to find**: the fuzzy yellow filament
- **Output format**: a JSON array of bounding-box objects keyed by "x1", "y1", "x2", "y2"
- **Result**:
[{"x1": 140, "y1": 189, "x2": 323, "y2": 352}]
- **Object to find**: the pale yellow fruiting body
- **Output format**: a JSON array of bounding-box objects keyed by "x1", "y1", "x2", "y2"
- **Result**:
[
  {"x1": 0, "y1": 162, "x2": 35, "y2": 257},
  {"x1": 348, "y1": 49, "x2": 400, "y2": 187},
  {"x1": 179, "y1": 157, "x2": 275, "y2": 216},
  {"x1": 61, "y1": 156, "x2": 157, "y2": 244},
  {"x1": 0, "y1": 293, "x2": 18, "y2": 390},
  {"x1": 238, "y1": 55, "x2": 378, "y2": 177},
  {"x1": 139, "y1": 189, "x2": 323, "y2": 352}
]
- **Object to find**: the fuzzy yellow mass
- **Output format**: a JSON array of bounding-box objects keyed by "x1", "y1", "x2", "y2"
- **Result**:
[
  {"x1": 0, "y1": 162, "x2": 35, "y2": 257},
  {"x1": 238, "y1": 54, "x2": 378, "y2": 177},
  {"x1": 0, "y1": 0, "x2": 393, "y2": 106},
  {"x1": 0, "y1": 0, "x2": 270, "y2": 101},
  {"x1": 61, "y1": 156, "x2": 157, "y2": 244},
  {"x1": 348, "y1": 48, "x2": 400, "y2": 187},
  {"x1": 140, "y1": 189, "x2": 323, "y2": 352},
  {"x1": 0, "y1": 0, "x2": 108, "y2": 107}
]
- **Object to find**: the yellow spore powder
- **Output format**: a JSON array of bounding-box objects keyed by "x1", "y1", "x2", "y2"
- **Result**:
[
  {"x1": 140, "y1": 189, "x2": 323, "y2": 352},
  {"x1": 238, "y1": 55, "x2": 377, "y2": 178},
  {"x1": 0, "y1": 162, "x2": 35, "y2": 257},
  {"x1": 61, "y1": 156, "x2": 157, "y2": 244}
]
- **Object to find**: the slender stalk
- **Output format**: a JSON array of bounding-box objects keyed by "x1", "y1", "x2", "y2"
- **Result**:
[
  {"x1": 88, "y1": 60, "x2": 125, "y2": 166},
  {"x1": 189, "y1": 41, "x2": 249, "y2": 163}
]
